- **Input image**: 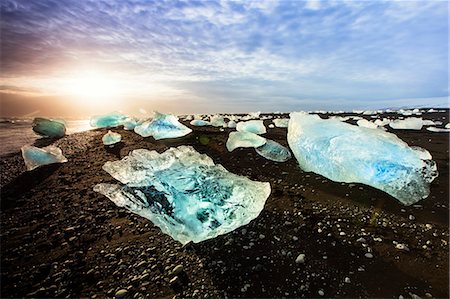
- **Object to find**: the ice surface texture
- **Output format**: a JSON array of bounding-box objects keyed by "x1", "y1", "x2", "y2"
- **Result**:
[
  {"x1": 226, "y1": 131, "x2": 266, "y2": 152},
  {"x1": 256, "y1": 140, "x2": 292, "y2": 162},
  {"x1": 21, "y1": 145, "x2": 68, "y2": 171},
  {"x1": 102, "y1": 130, "x2": 122, "y2": 145},
  {"x1": 90, "y1": 112, "x2": 127, "y2": 128},
  {"x1": 134, "y1": 112, "x2": 192, "y2": 139},
  {"x1": 32, "y1": 117, "x2": 66, "y2": 138},
  {"x1": 236, "y1": 120, "x2": 266, "y2": 135},
  {"x1": 287, "y1": 113, "x2": 438, "y2": 205},
  {"x1": 94, "y1": 146, "x2": 271, "y2": 244}
]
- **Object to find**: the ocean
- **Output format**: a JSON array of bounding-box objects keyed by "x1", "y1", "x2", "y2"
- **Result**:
[{"x1": 0, "y1": 118, "x2": 92, "y2": 156}]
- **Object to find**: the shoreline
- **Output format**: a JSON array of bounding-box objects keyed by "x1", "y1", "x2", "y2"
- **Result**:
[{"x1": 1, "y1": 112, "x2": 449, "y2": 298}]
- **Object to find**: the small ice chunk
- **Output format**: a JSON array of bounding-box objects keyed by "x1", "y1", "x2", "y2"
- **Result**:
[
  {"x1": 273, "y1": 118, "x2": 289, "y2": 128},
  {"x1": 90, "y1": 112, "x2": 127, "y2": 128},
  {"x1": 422, "y1": 120, "x2": 435, "y2": 126},
  {"x1": 226, "y1": 131, "x2": 266, "y2": 152},
  {"x1": 21, "y1": 145, "x2": 68, "y2": 171},
  {"x1": 287, "y1": 113, "x2": 438, "y2": 205},
  {"x1": 190, "y1": 119, "x2": 210, "y2": 126},
  {"x1": 236, "y1": 120, "x2": 266, "y2": 135},
  {"x1": 123, "y1": 118, "x2": 138, "y2": 130},
  {"x1": 357, "y1": 119, "x2": 378, "y2": 129},
  {"x1": 102, "y1": 130, "x2": 122, "y2": 145},
  {"x1": 426, "y1": 127, "x2": 450, "y2": 133},
  {"x1": 445, "y1": 123, "x2": 450, "y2": 129},
  {"x1": 268, "y1": 124, "x2": 275, "y2": 128},
  {"x1": 295, "y1": 253, "x2": 305, "y2": 264},
  {"x1": 134, "y1": 112, "x2": 192, "y2": 139},
  {"x1": 255, "y1": 139, "x2": 291, "y2": 162},
  {"x1": 210, "y1": 115, "x2": 226, "y2": 127},
  {"x1": 94, "y1": 146, "x2": 271, "y2": 244},
  {"x1": 32, "y1": 117, "x2": 66, "y2": 138},
  {"x1": 227, "y1": 120, "x2": 237, "y2": 128},
  {"x1": 374, "y1": 118, "x2": 391, "y2": 127},
  {"x1": 389, "y1": 117, "x2": 423, "y2": 130}
]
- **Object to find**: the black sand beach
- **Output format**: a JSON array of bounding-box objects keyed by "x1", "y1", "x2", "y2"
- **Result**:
[{"x1": 1, "y1": 111, "x2": 449, "y2": 298}]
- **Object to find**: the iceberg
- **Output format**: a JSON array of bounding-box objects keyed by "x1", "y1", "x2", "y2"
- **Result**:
[
  {"x1": 426, "y1": 127, "x2": 450, "y2": 133},
  {"x1": 273, "y1": 118, "x2": 289, "y2": 128},
  {"x1": 256, "y1": 139, "x2": 291, "y2": 162},
  {"x1": 90, "y1": 112, "x2": 127, "y2": 128},
  {"x1": 357, "y1": 119, "x2": 378, "y2": 129},
  {"x1": 94, "y1": 146, "x2": 271, "y2": 244},
  {"x1": 226, "y1": 131, "x2": 266, "y2": 152},
  {"x1": 190, "y1": 119, "x2": 210, "y2": 126},
  {"x1": 123, "y1": 118, "x2": 139, "y2": 130},
  {"x1": 236, "y1": 120, "x2": 266, "y2": 135},
  {"x1": 287, "y1": 113, "x2": 438, "y2": 205},
  {"x1": 227, "y1": 120, "x2": 237, "y2": 128},
  {"x1": 209, "y1": 115, "x2": 226, "y2": 127},
  {"x1": 32, "y1": 117, "x2": 66, "y2": 138},
  {"x1": 134, "y1": 112, "x2": 192, "y2": 139},
  {"x1": 389, "y1": 118, "x2": 423, "y2": 130},
  {"x1": 21, "y1": 145, "x2": 68, "y2": 171},
  {"x1": 102, "y1": 130, "x2": 122, "y2": 145}
]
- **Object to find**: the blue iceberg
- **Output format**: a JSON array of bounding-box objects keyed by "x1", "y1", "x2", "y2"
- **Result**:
[
  {"x1": 236, "y1": 120, "x2": 266, "y2": 135},
  {"x1": 21, "y1": 145, "x2": 68, "y2": 171},
  {"x1": 94, "y1": 146, "x2": 271, "y2": 244},
  {"x1": 287, "y1": 113, "x2": 438, "y2": 205},
  {"x1": 226, "y1": 131, "x2": 266, "y2": 152},
  {"x1": 102, "y1": 130, "x2": 122, "y2": 145},
  {"x1": 190, "y1": 119, "x2": 210, "y2": 126},
  {"x1": 134, "y1": 112, "x2": 192, "y2": 139},
  {"x1": 32, "y1": 117, "x2": 66, "y2": 138},
  {"x1": 256, "y1": 139, "x2": 292, "y2": 162},
  {"x1": 90, "y1": 112, "x2": 127, "y2": 128}
]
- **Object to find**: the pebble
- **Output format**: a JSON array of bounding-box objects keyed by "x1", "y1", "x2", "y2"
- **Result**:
[
  {"x1": 344, "y1": 277, "x2": 351, "y2": 283},
  {"x1": 318, "y1": 289, "x2": 324, "y2": 296},
  {"x1": 395, "y1": 244, "x2": 409, "y2": 251},
  {"x1": 115, "y1": 289, "x2": 128, "y2": 298},
  {"x1": 295, "y1": 254, "x2": 305, "y2": 264},
  {"x1": 365, "y1": 253, "x2": 373, "y2": 259}
]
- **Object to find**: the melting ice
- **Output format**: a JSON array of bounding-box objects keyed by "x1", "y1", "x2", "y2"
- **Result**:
[
  {"x1": 134, "y1": 112, "x2": 192, "y2": 139},
  {"x1": 236, "y1": 120, "x2": 266, "y2": 135},
  {"x1": 287, "y1": 113, "x2": 438, "y2": 205},
  {"x1": 256, "y1": 139, "x2": 292, "y2": 162},
  {"x1": 32, "y1": 117, "x2": 66, "y2": 138},
  {"x1": 102, "y1": 130, "x2": 122, "y2": 145},
  {"x1": 90, "y1": 112, "x2": 127, "y2": 128},
  {"x1": 94, "y1": 146, "x2": 271, "y2": 244},
  {"x1": 226, "y1": 131, "x2": 266, "y2": 152},
  {"x1": 21, "y1": 145, "x2": 68, "y2": 171}
]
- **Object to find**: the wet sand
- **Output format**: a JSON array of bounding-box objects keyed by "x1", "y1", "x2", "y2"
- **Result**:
[{"x1": 1, "y1": 111, "x2": 449, "y2": 298}]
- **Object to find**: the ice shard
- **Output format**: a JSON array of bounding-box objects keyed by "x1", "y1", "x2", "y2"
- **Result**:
[
  {"x1": 102, "y1": 130, "x2": 122, "y2": 145},
  {"x1": 32, "y1": 117, "x2": 66, "y2": 138},
  {"x1": 90, "y1": 112, "x2": 127, "y2": 128},
  {"x1": 94, "y1": 146, "x2": 271, "y2": 244},
  {"x1": 226, "y1": 131, "x2": 266, "y2": 152},
  {"x1": 21, "y1": 145, "x2": 68, "y2": 171},
  {"x1": 287, "y1": 113, "x2": 438, "y2": 205},
  {"x1": 236, "y1": 120, "x2": 266, "y2": 135},
  {"x1": 190, "y1": 119, "x2": 210, "y2": 126},
  {"x1": 134, "y1": 112, "x2": 192, "y2": 139},
  {"x1": 256, "y1": 139, "x2": 292, "y2": 162}
]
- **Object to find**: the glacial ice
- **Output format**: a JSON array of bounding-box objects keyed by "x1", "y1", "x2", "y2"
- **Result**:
[
  {"x1": 357, "y1": 119, "x2": 378, "y2": 129},
  {"x1": 90, "y1": 112, "x2": 127, "y2": 128},
  {"x1": 21, "y1": 145, "x2": 68, "y2": 171},
  {"x1": 102, "y1": 130, "x2": 122, "y2": 145},
  {"x1": 93, "y1": 146, "x2": 271, "y2": 244},
  {"x1": 426, "y1": 127, "x2": 450, "y2": 133},
  {"x1": 123, "y1": 118, "x2": 139, "y2": 130},
  {"x1": 287, "y1": 113, "x2": 438, "y2": 205},
  {"x1": 227, "y1": 120, "x2": 237, "y2": 128},
  {"x1": 134, "y1": 112, "x2": 192, "y2": 139},
  {"x1": 389, "y1": 118, "x2": 423, "y2": 130},
  {"x1": 226, "y1": 131, "x2": 267, "y2": 152},
  {"x1": 32, "y1": 117, "x2": 66, "y2": 138},
  {"x1": 256, "y1": 139, "x2": 292, "y2": 162},
  {"x1": 273, "y1": 118, "x2": 289, "y2": 128},
  {"x1": 190, "y1": 119, "x2": 210, "y2": 126},
  {"x1": 209, "y1": 115, "x2": 226, "y2": 127},
  {"x1": 236, "y1": 120, "x2": 266, "y2": 135}
]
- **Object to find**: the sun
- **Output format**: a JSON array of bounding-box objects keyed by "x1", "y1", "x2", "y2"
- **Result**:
[{"x1": 60, "y1": 71, "x2": 122, "y2": 105}]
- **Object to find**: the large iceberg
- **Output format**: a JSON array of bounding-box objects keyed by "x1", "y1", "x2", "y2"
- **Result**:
[
  {"x1": 102, "y1": 130, "x2": 122, "y2": 145},
  {"x1": 256, "y1": 139, "x2": 291, "y2": 162},
  {"x1": 287, "y1": 113, "x2": 438, "y2": 205},
  {"x1": 226, "y1": 131, "x2": 266, "y2": 152},
  {"x1": 90, "y1": 112, "x2": 127, "y2": 128},
  {"x1": 236, "y1": 120, "x2": 266, "y2": 135},
  {"x1": 32, "y1": 117, "x2": 66, "y2": 138},
  {"x1": 134, "y1": 112, "x2": 192, "y2": 139},
  {"x1": 21, "y1": 145, "x2": 68, "y2": 171},
  {"x1": 94, "y1": 146, "x2": 271, "y2": 244}
]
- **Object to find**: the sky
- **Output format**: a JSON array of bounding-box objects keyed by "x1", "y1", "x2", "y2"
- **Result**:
[{"x1": 0, "y1": 0, "x2": 448, "y2": 117}]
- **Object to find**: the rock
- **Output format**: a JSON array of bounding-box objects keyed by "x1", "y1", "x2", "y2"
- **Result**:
[
  {"x1": 295, "y1": 254, "x2": 305, "y2": 264},
  {"x1": 365, "y1": 253, "x2": 373, "y2": 259},
  {"x1": 115, "y1": 289, "x2": 128, "y2": 298},
  {"x1": 170, "y1": 265, "x2": 184, "y2": 277}
]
